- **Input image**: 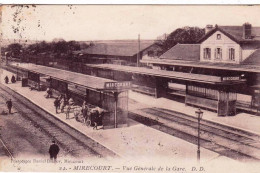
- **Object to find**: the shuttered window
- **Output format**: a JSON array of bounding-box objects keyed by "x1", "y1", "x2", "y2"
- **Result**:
[
  {"x1": 203, "y1": 48, "x2": 211, "y2": 59},
  {"x1": 229, "y1": 48, "x2": 235, "y2": 61},
  {"x1": 215, "y1": 48, "x2": 222, "y2": 60}
]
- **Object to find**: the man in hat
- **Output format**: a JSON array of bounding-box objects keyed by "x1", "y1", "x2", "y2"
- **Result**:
[
  {"x1": 6, "y1": 99, "x2": 12, "y2": 114},
  {"x1": 49, "y1": 140, "x2": 60, "y2": 162},
  {"x1": 11, "y1": 75, "x2": 16, "y2": 83},
  {"x1": 4, "y1": 76, "x2": 9, "y2": 84}
]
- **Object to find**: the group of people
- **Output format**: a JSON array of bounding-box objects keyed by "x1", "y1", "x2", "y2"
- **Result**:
[
  {"x1": 54, "y1": 94, "x2": 74, "y2": 118},
  {"x1": 4, "y1": 75, "x2": 16, "y2": 84},
  {"x1": 50, "y1": 91, "x2": 104, "y2": 129},
  {"x1": 59, "y1": 98, "x2": 104, "y2": 130}
]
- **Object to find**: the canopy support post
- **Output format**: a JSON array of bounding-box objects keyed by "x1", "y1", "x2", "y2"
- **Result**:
[{"x1": 114, "y1": 92, "x2": 119, "y2": 128}]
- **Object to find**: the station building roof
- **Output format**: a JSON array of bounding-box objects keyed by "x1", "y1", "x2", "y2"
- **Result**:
[
  {"x1": 14, "y1": 63, "x2": 115, "y2": 90},
  {"x1": 73, "y1": 41, "x2": 154, "y2": 57},
  {"x1": 241, "y1": 49, "x2": 260, "y2": 65},
  {"x1": 86, "y1": 64, "x2": 245, "y2": 85},
  {"x1": 198, "y1": 25, "x2": 260, "y2": 44},
  {"x1": 159, "y1": 44, "x2": 200, "y2": 61}
]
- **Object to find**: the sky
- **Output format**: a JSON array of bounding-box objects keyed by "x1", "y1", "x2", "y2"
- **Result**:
[{"x1": 1, "y1": 5, "x2": 260, "y2": 41}]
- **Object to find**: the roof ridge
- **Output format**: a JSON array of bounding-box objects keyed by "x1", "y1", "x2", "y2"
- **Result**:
[
  {"x1": 219, "y1": 25, "x2": 242, "y2": 27},
  {"x1": 177, "y1": 43, "x2": 200, "y2": 45}
]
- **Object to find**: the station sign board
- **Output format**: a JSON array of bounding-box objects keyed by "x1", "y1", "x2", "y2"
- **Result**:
[
  {"x1": 221, "y1": 76, "x2": 240, "y2": 81},
  {"x1": 104, "y1": 81, "x2": 132, "y2": 90}
]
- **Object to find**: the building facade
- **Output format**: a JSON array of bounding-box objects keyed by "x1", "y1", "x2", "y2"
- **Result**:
[
  {"x1": 139, "y1": 23, "x2": 260, "y2": 113},
  {"x1": 200, "y1": 30, "x2": 241, "y2": 63},
  {"x1": 198, "y1": 23, "x2": 260, "y2": 64}
]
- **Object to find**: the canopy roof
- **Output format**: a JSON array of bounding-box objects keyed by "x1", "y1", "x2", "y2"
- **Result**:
[
  {"x1": 86, "y1": 64, "x2": 245, "y2": 85},
  {"x1": 15, "y1": 63, "x2": 115, "y2": 90}
]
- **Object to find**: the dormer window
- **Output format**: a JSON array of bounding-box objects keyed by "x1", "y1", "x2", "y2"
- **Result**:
[{"x1": 217, "y1": 34, "x2": 221, "y2": 40}]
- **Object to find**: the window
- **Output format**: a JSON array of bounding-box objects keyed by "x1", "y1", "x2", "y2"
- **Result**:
[
  {"x1": 229, "y1": 48, "x2": 235, "y2": 61},
  {"x1": 203, "y1": 48, "x2": 211, "y2": 59},
  {"x1": 217, "y1": 34, "x2": 221, "y2": 40},
  {"x1": 215, "y1": 48, "x2": 222, "y2": 60}
]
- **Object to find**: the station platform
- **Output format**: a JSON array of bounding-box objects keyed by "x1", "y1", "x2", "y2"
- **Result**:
[
  {"x1": 0, "y1": 68, "x2": 231, "y2": 165},
  {"x1": 5, "y1": 63, "x2": 260, "y2": 135}
]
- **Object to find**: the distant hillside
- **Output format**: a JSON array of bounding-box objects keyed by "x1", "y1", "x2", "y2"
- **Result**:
[
  {"x1": 1, "y1": 39, "x2": 156, "y2": 48},
  {"x1": 1, "y1": 39, "x2": 44, "y2": 47},
  {"x1": 79, "y1": 39, "x2": 155, "y2": 45}
]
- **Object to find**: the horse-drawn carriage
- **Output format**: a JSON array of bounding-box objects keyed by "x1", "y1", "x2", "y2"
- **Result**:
[{"x1": 72, "y1": 104, "x2": 106, "y2": 128}]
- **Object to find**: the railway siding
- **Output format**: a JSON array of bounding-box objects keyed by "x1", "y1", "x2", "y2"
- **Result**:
[{"x1": 129, "y1": 108, "x2": 260, "y2": 161}]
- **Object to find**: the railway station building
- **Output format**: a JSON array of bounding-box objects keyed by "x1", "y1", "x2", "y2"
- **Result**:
[
  {"x1": 72, "y1": 40, "x2": 158, "y2": 66},
  {"x1": 139, "y1": 23, "x2": 260, "y2": 114},
  {"x1": 5, "y1": 23, "x2": 260, "y2": 116}
]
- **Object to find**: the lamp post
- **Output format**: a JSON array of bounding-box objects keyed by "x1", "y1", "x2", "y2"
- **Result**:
[
  {"x1": 16, "y1": 63, "x2": 19, "y2": 80},
  {"x1": 195, "y1": 108, "x2": 203, "y2": 163}
]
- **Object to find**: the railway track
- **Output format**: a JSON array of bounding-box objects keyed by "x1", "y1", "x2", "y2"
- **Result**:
[
  {"x1": 0, "y1": 84, "x2": 116, "y2": 159},
  {"x1": 129, "y1": 107, "x2": 260, "y2": 162},
  {"x1": 0, "y1": 138, "x2": 14, "y2": 160}
]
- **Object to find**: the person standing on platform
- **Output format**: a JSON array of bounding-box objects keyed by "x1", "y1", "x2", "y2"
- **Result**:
[
  {"x1": 68, "y1": 97, "x2": 74, "y2": 106},
  {"x1": 4, "y1": 76, "x2": 9, "y2": 84},
  {"x1": 82, "y1": 100, "x2": 89, "y2": 124},
  {"x1": 60, "y1": 97, "x2": 65, "y2": 113},
  {"x1": 64, "y1": 94, "x2": 68, "y2": 105},
  {"x1": 11, "y1": 75, "x2": 16, "y2": 83},
  {"x1": 46, "y1": 88, "x2": 52, "y2": 98},
  {"x1": 54, "y1": 98, "x2": 60, "y2": 114},
  {"x1": 6, "y1": 99, "x2": 12, "y2": 114},
  {"x1": 65, "y1": 97, "x2": 74, "y2": 119},
  {"x1": 49, "y1": 140, "x2": 60, "y2": 162},
  {"x1": 82, "y1": 100, "x2": 87, "y2": 116},
  {"x1": 57, "y1": 95, "x2": 62, "y2": 109},
  {"x1": 65, "y1": 105, "x2": 70, "y2": 119}
]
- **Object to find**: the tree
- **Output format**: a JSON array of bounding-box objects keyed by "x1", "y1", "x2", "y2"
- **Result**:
[
  {"x1": 156, "y1": 27, "x2": 205, "y2": 51},
  {"x1": 79, "y1": 42, "x2": 90, "y2": 49},
  {"x1": 38, "y1": 41, "x2": 51, "y2": 53},
  {"x1": 67, "y1": 41, "x2": 80, "y2": 52},
  {"x1": 6, "y1": 43, "x2": 23, "y2": 56},
  {"x1": 23, "y1": 40, "x2": 84, "y2": 60}
]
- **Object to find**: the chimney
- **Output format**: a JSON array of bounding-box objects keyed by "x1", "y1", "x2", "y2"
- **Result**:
[
  {"x1": 243, "y1": 23, "x2": 252, "y2": 39},
  {"x1": 205, "y1": 25, "x2": 213, "y2": 33}
]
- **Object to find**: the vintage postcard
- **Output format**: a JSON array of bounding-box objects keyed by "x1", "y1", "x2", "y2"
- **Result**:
[{"x1": 0, "y1": 4, "x2": 260, "y2": 173}]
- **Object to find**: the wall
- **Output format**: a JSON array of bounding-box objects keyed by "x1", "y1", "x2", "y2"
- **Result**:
[
  {"x1": 141, "y1": 44, "x2": 162, "y2": 60},
  {"x1": 200, "y1": 31, "x2": 241, "y2": 63}
]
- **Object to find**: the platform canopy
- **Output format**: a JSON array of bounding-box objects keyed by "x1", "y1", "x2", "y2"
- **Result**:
[
  {"x1": 15, "y1": 63, "x2": 115, "y2": 90},
  {"x1": 86, "y1": 64, "x2": 246, "y2": 85},
  {"x1": 140, "y1": 58, "x2": 260, "y2": 73}
]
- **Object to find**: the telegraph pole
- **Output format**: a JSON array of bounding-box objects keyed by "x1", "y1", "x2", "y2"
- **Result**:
[{"x1": 137, "y1": 34, "x2": 140, "y2": 67}]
